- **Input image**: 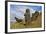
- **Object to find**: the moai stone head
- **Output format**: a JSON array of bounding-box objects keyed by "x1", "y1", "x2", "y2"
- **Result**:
[{"x1": 26, "y1": 9, "x2": 30, "y2": 13}]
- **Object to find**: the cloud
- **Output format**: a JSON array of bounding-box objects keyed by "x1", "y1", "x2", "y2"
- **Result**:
[{"x1": 10, "y1": 5, "x2": 41, "y2": 22}]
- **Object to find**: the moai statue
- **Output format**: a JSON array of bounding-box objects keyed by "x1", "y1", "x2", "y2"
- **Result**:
[{"x1": 24, "y1": 9, "x2": 31, "y2": 27}]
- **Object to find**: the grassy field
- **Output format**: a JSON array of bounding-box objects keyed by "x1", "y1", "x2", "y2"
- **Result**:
[{"x1": 10, "y1": 13, "x2": 42, "y2": 29}]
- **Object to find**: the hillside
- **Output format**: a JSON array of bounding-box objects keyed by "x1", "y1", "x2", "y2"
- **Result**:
[{"x1": 10, "y1": 12, "x2": 42, "y2": 29}]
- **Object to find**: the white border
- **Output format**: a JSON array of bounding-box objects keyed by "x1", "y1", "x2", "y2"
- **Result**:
[{"x1": 7, "y1": 2, "x2": 44, "y2": 32}]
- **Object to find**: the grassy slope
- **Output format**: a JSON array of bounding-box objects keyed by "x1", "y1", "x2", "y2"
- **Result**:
[
  {"x1": 30, "y1": 14, "x2": 42, "y2": 28},
  {"x1": 10, "y1": 14, "x2": 42, "y2": 29}
]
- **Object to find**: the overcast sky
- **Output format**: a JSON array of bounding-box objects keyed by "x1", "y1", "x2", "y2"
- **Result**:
[{"x1": 10, "y1": 5, "x2": 42, "y2": 22}]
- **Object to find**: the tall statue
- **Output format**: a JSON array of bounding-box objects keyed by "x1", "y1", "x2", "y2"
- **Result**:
[{"x1": 24, "y1": 9, "x2": 31, "y2": 27}]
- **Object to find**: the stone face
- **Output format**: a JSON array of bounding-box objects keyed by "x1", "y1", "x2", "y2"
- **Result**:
[{"x1": 24, "y1": 9, "x2": 31, "y2": 25}]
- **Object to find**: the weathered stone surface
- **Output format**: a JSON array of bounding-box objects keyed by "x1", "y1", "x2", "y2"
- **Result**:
[{"x1": 24, "y1": 9, "x2": 31, "y2": 26}]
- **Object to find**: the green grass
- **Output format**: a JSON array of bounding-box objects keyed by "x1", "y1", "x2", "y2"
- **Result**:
[{"x1": 10, "y1": 22, "x2": 25, "y2": 29}]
